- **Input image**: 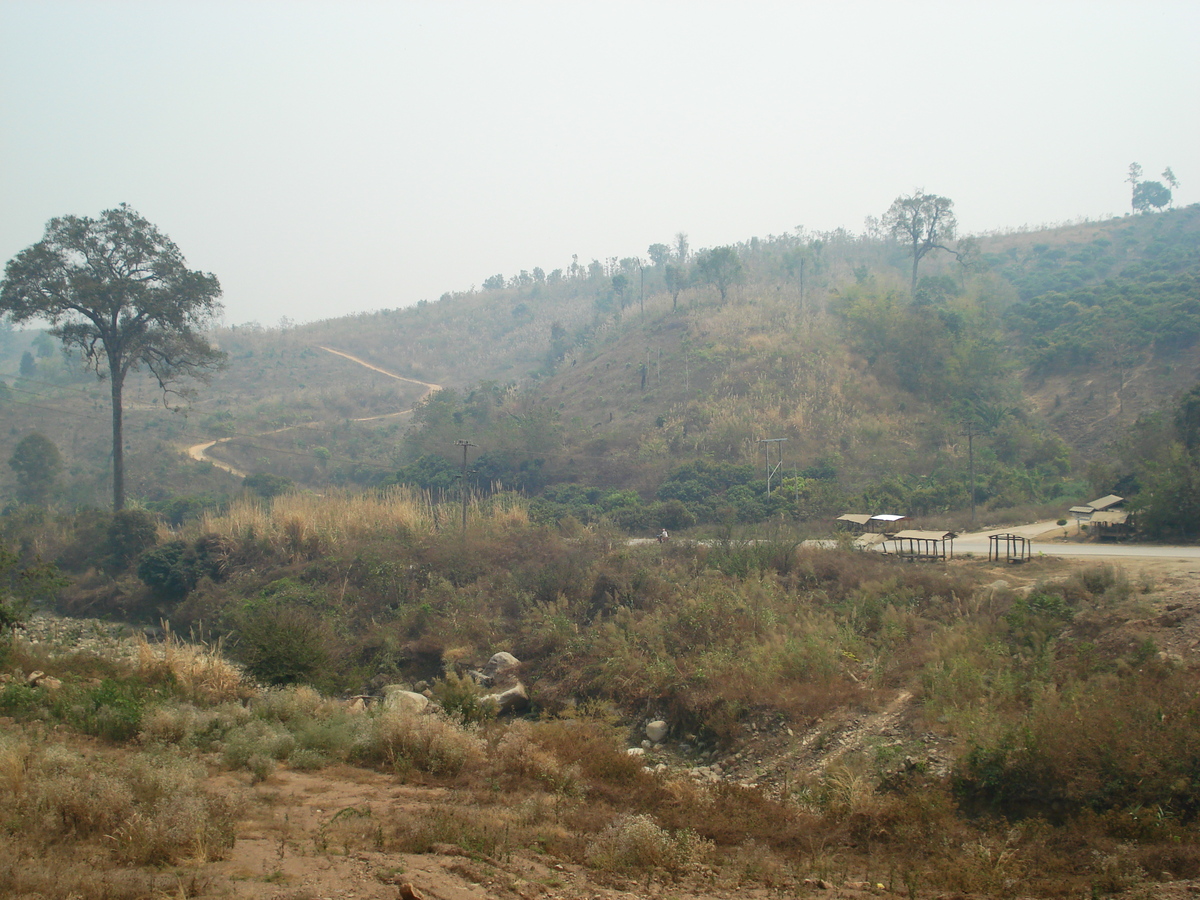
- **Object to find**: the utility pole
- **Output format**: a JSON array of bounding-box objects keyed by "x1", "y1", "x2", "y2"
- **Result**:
[
  {"x1": 638, "y1": 259, "x2": 645, "y2": 320},
  {"x1": 958, "y1": 422, "x2": 980, "y2": 526},
  {"x1": 455, "y1": 440, "x2": 475, "y2": 535},
  {"x1": 757, "y1": 438, "x2": 787, "y2": 498}
]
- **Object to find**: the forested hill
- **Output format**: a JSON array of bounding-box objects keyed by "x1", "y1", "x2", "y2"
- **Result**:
[{"x1": 1, "y1": 203, "x2": 1198, "y2": 534}]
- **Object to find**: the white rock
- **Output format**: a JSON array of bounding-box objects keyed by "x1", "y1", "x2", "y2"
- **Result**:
[
  {"x1": 482, "y1": 682, "x2": 529, "y2": 714},
  {"x1": 483, "y1": 652, "x2": 520, "y2": 679},
  {"x1": 382, "y1": 686, "x2": 430, "y2": 713},
  {"x1": 645, "y1": 720, "x2": 669, "y2": 742}
]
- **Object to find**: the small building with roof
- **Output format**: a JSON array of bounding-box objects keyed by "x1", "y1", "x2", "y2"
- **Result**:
[
  {"x1": 835, "y1": 513, "x2": 913, "y2": 534},
  {"x1": 835, "y1": 514, "x2": 873, "y2": 533},
  {"x1": 1068, "y1": 495, "x2": 1132, "y2": 540},
  {"x1": 1090, "y1": 508, "x2": 1132, "y2": 540}
]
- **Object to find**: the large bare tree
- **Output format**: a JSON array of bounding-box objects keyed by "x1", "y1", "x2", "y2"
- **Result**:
[
  {"x1": 883, "y1": 190, "x2": 957, "y2": 294},
  {"x1": 0, "y1": 205, "x2": 225, "y2": 510}
]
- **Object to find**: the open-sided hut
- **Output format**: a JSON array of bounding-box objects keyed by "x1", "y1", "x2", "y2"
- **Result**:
[
  {"x1": 1067, "y1": 495, "x2": 1131, "y2": 539},
  {"x1": 989, "y1": 533, "x2": 1032, "y2": 563},
  {"x1": 885, "y1": 529, "x2": 955, "y2": 561},
  {"x1": 835, "y1": 514, "x2": 873, "y2": 533}
]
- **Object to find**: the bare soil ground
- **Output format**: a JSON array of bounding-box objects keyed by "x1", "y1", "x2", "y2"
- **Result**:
[{"x1": 198, "y1": 762, "x2": 895, "y2": 900}]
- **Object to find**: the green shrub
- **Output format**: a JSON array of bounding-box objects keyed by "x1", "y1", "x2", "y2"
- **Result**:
[
  {"x1": 62, "y1": 677, "x2": 157, "y2": 742},
  {"x1": 233, "y1": 603, "x2": 332, "y2": 687},
  {"x1": 430, "y1": 670, "x2": 496, "y2": 724},
  {"x1": 954, "y1": 667, "x2": 1200, "y2": 824},
  {"x1": 221, "y1": 718, "x2": 296, "y2": 781},
  {"x1": 137, "y1": 540, "x2": 202, "y2": 599},
  {"x1": 106, "y1": 509, "x2": 159, "y2": 572},
  {"x1": 0, "y1": 682, "x2": 48, "y2": 719}
]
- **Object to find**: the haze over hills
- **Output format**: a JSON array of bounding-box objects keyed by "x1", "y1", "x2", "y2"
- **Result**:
[
  {"x1": 5, "y1": 202, "x2": 1200, "y2": 900},
  {"x1": 1, "y1": 202, "x2": 1198, "y2": 533}
]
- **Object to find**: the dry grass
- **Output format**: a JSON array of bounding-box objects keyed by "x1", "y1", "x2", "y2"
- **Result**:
[
  {"x1": 585, "y1": 813, "x2": 713, "y2": 878},
  {"x1": 0, "y1": 736, "x2": 241, "y2": 891},
  {"x1": 197, "y1": 486, "x2": 529, "y2": 561},
  {"x1": 354, "y1": 706, "x2": 486, "y2": 777},
  {"x1": 135, "y1": 627, "x2": 254, "y2": 704},
  {"x1": 200, "y1": 487, "x2": 434, "y2": 551}
]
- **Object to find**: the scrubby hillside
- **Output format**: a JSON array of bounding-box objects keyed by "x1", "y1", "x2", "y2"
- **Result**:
[
  {"x1": 305, "y1": 205, "x2": 1200, "y2": 533},
  {"x1": 1, "y1": 205, "x2": 1198, "y2": 532}
]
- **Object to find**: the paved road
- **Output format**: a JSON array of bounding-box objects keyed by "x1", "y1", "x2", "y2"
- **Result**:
[
  {"x1": 946, "y1": 520, "x2": 1200, "y2": 563},
  {"x1": 651, "y1": 521, "x2": 1200, "y2": 565},
  {"x1": 957, "y1": 536, "x2": 1200, "y2": 562}
]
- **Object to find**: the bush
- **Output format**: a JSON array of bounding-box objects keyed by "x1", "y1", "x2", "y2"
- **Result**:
[
  {"x1": 136, "y1": 535, "x2": 225, "y2": 600},
  {"x1": 954, "y1": 667, "x2": 1200, "y2": 823},
  {"x1": 106, "y1": 509, "x2": 159, "y2": 572},
  {"x1": 137, "y1": 540, "x2": 202, "y2": 599},
  {"x1": 353, "y1": 707, "x2": 484, "y2": 777},
  {"x1": 233, "y1": 603, "x2": 332, "y2": 687},
  {"x1": 62, "y1": 677, "x2": 155, "y2": 742},
  {"x1": 22, "y1": 746, "x2": 239, "y2": 864},
  {"x1": 243, "y1": 472, "x2": 294, "y2": 499},
  {"x1": 430, "y1": 670, "x2": 496, "y2": 724},
  {"x1": 585, "y1": 814, "x2": 711, "y2": 878}
]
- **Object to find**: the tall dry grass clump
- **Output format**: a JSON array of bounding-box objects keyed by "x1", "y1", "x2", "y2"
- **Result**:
[
  {"x1": 135, "y1": 628, "x2": 254, "y2": 704},
  {"x1": 585, "y1": 813, "x2": 713, "y2": 879},
  {"x1": 198, "y1": 486, "x2": 529, "y2": 559},
  {"x1": 7, "y1": 742, "x2": 240, "y2": 866},
  {"x1": 355, "y1": 706, "x2": 485, "y2": 777},
  {"x1": 200, "y1": 487, "x2": 435, "y2": 554}
]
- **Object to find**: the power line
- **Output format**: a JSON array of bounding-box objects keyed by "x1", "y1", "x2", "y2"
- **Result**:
[{"x1": 757, "y1": 438, "x2": 786, "y2": 497}]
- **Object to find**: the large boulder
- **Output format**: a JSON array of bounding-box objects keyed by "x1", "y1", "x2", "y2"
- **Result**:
[
  {"x1": 482, "y1": 651, "x2": 521, "y2": 684},
  {"x1": 482, "y1": 682, "x2": 529, "y2": 715},
  {"x1": 382, "y1": 685, "x2": 431, "y2": 714},
  {"x1": 645, "y1": 720, "x2": 669, "y2": 743}
]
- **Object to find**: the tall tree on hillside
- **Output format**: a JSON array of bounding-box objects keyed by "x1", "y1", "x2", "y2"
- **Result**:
[
  {"x1": 1130, "y1": 383, "x2": 1200, "y2": 540},
  {"x1": 1163, "y1": 167, "x2": 1181, "y2": 197},
  {"x1": 1126, "y1": 162, "x2": 1174, "y2": 213},
  {"x1": 611, "y1": 273, "x2": 631, "y2": 310},
  {"x1": 883, "y1": 191, "x2": 958, "y2": 294},
  {"x1": 674, "y1": 232, "x2": 690, "y2": 262},
  {"x1": 957, "y1": 400, "x2": 1015, "y2": 525},
  {"x1": 647, "y1": 243, "x2": 672, "y2": 268},
  {"x1": 8, "y1": 432, "x2": 62, "y2": 506},
  {"x1": 1132, "y1": 180, "x2": 1172, "y2": 213},
  {"x1": 696, "y1": 246, "x2": 743, "y2": 303},
  {"x1": 1127, "y1": 162, "x2": 1143, "y2": 210},
  {"x1": 0, "y1": 205, "x2": 225, "y2": 510},
  {"x1": 664, "y1": 263, "x2": 687, "y2": 310}
]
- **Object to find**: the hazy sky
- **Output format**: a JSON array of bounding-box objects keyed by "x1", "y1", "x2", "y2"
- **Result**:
[{"x1": 2, "y1": 1, "x2": 1196, "y2": 326}]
